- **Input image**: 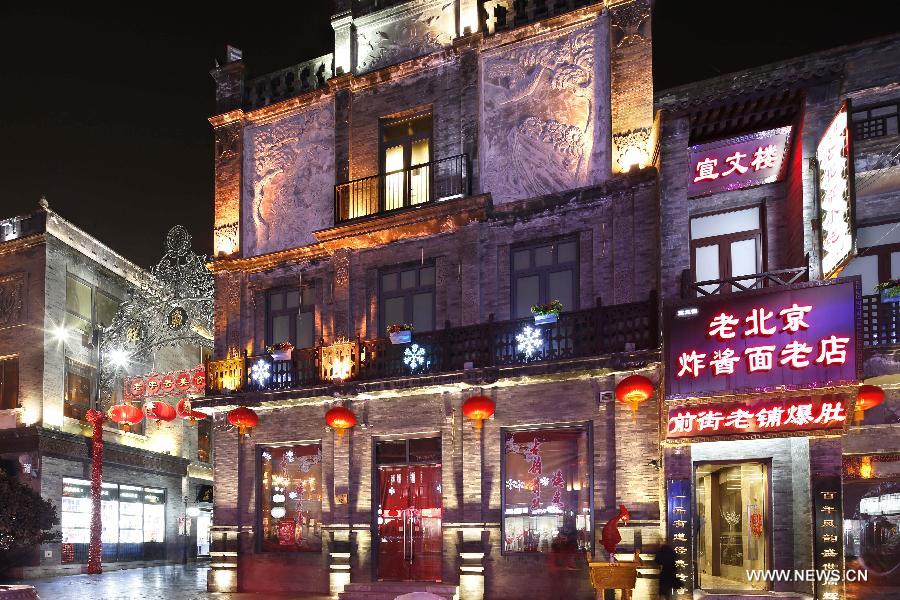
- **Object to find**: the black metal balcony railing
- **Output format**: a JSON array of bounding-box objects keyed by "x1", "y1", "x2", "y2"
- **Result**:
[
  {"x1": 681, "y1": 266, "x2": 809, "y2": 298},
  {"x1": 862, "y1": 294, "x2": 900, "y2": 347},
  {"x1": 208, "y1": 296, "x2": 657, "y2": 395},
  {"x1": 334, "y1": 154, "x2": 470, "y2": 224}
]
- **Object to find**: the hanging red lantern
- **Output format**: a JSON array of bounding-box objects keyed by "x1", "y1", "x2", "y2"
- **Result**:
[
  {"x1": 615, "y1": 374, "x2": 654, "y2": 421},
  {"x1": 192, "y1": 367, "x2": 207, "y2": 391},
  {"x1": 176, "y1": 398, "x2": 206, "y2": 425},
  {"x1": 144, "y1": 401, "x2": 177, "y2": 428},
  {"x1": 107, "y1": 403, "x2": 144, "y2": 433},
  {"x1": 160, "y1": 374, "x2": 177, "y2": 395},
  {"x1": 128, "y1": 378, "x2": 146, "y2": 400},
  {"x1": 176, "y1": 371, "x2": 193, "y2": 392},
  {"x1": 325, "y1": 406, "x2": 357, "y2": 438},
  {"x1": 855, "y1": 385, "x2": 885, "y2": 424},
  {"x1": 462, "y1": 395, "x2": 495, "y2": 430},
  {"x1": 227, "y1": 406, "x2": 259, "y2": 436}
]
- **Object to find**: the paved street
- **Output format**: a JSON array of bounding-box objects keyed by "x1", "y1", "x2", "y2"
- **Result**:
[{"x1": 15, "y1": 564, "x2": 330, "y2": 600}]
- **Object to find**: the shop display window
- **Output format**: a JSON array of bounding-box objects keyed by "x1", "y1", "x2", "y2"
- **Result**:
[
  {"x1": 502, "y1": 426, "x2": 592, "y2": 554},
  {"x1": 259, "y1": 443, "x2": 323, "y2": 552},
  {"x1": 695, "y1": 462, "x2": 769, "y2": 591}
]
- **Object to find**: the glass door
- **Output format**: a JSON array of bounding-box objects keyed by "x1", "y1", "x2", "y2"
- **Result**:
[{"x1": 381, "y1": 113, "x2": 433, "y2": 211}]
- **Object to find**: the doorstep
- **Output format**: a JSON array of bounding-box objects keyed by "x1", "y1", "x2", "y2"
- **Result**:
[{"x1": 20, "y1": 559, "x2": 173, "y2": 579}]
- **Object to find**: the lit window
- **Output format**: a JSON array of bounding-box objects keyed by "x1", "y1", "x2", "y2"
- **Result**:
[{"x1": 259, "y1": 443, "x2": 323, "y2": 552}]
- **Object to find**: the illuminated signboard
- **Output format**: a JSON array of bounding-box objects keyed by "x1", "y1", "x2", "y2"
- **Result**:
[
  {"x1": 817, "y1": 100, "x2": 856, "y2": 278},
  {"x1": 664, "y1": 278, "x2": 861, "y2": 399},
  {"x1": 812, "y1": 477, "x2": 844, "y2": 600},
  {"x1": 667, "y1": 394, "x2": 848, "y2": 439},
  {"x1": 666, "y1": 479, "x2": 694, "y2": 597},
  {"x1": 688, "y1": 126, "x2": 792, "y2": 197}
]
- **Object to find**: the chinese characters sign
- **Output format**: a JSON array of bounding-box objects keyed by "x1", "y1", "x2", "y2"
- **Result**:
[
  {"x1": 123, "y1": 364, "x2": 206, "y2": 400},
  {"x1": 688, "y1": 126, "x2": 792, "y2": 197},
  {"x1": 817, "y1": 100, "x2": 856, "y2": 279},
  {"x1": 665, "y1": 279, "x2": 860, "y2": 399},
  {"x1": 667, "y1": 394, "x2": 848, "y2": 439},
  {"x1": 666, "y1": 479, "x2": 693, "y2": 598},
  {"x1": 813, "y1": 477, "x2": 844, "y2": 600}
]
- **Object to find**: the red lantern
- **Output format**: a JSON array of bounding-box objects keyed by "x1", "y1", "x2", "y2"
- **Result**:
[
  {"x1": 107, "y1": 403, "x2": 144, "y2": 432},
  {"x1": 144, "y1": 401, "x2": 177, "y2": 428},
  {"x1": 325, "y1": 406, "x2": 357, "y2": 438},
  {"x1": 227, "y1": 406, "x2": 258, "y2": 436},
  {"x1": 462, "y1": 395, "x2": 495, "y2": 430},
  {"x1": 855, "y1": 384, "x2": 885, "y2": 424},
  {"x1": 176, "y1": 398, "x2": 206, "y2": 425},
  {"x1": 615, "y1": 374, "x2": 654, "y2": 421},
  {"x1": 128, "y1": 378, "x2": 146, "y2": 400},
  {"x1": 192, "y1": 367, "x2": 207, "y2": 391},
  {"x1": 160, "y1": 374, "x2": 176, "y2": 395},
  {"x1": 176, "y1": 371, "x2": 193, "y2": 392},
  {"x1": 145, "y1": 376, "x2": 160, "y2": 397}
]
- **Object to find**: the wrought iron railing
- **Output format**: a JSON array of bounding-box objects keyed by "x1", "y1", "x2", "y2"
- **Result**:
[
  {"x1": 206, "y1": 295, "x2": 657, "y2": 395},
  {"x1": 681, "y1": 266, "x2": 809, "y2": 298},
  {"x1": 334, "y1": 154, "x2": 470, "y2": 224},
  {"x1": 862, "y1": 294, "x2": 900, "y2": 348}
]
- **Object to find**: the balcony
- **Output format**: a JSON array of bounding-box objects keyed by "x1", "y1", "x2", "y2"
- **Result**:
[
  {"x1": 862, "y1": 294, "x2": 900, "y2": 347},
  {"x1": 205, "y1": 296, "x2": 657, "y2": 396},
  {"x1": 334, "y1": 154, "x2": 470, "y2": 225}
]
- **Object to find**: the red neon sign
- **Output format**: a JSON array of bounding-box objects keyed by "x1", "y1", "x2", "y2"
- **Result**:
[
  {"x1": 688, "y1": 126, "x2": 792, "y2": 197},
  {"x1": 667, "y1": 394, "x2": 848, "y2": 439}
]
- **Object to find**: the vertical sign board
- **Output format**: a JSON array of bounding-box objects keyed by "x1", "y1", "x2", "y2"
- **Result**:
[
  {"x1": 817, "y1": 99, "x2": 856, "y2": 279},
  {"x1": 667, "y1": 479, "x2": 694, "y2": 598},
  {"x1": 813, "y1": 476, "x2": 844, "y2": 600}
]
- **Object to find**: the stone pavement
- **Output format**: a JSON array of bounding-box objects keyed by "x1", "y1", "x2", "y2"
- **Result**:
[{"x1": 12, "y1": 564, "x2": 331, "y2": 600}]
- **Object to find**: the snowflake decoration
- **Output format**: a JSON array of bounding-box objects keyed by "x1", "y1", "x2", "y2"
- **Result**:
[
  {"x1": 251, "y1": 359, "x2": 271, "y2": 386},
  {"x1": 284, "y1": 450, "x2": 295, "y2": 463},
  {"x1": 288, "y1": 491, "x2": 298, "y2": 500},
  {"x1": 516, "y1": 325, "x2": 543, "y2": 359},
  {"x1": 388, "y1": 486, "x2": 396, "y2": 496},
  {"x1": 436, "y1": 484, "x2": 441, "y2": 493},
  {"x1": 539, "y1": 476, "x2": 550, "y2": 487},
  {"x1": 261, "y1": 451, "x2": 272, "y2": 462},
  {"x1": 403, "y1": 343, "x2": 427, "y2": 371}
]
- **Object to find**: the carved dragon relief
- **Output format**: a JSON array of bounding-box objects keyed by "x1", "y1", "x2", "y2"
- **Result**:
[
  {"x1": 0, "y1": 273, "x2": 25, "y2": 330},
  {"x1": 482, "y1": 27, "x2": 596, "y2": 202},
  {"x1": 357, "y1": 2, "x2": 454, "y2": 72}
]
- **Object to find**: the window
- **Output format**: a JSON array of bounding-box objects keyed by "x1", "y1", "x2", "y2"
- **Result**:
[
  {"x1": 502, "y1": 425, "x2": 592, "y2": 554},
  {"x1": 267, "y1": 287, "x2": 315, "y2": 349},
  {"x1": 690, "y1": 207, "x2": 763, "y2": 294},
  {"x1": 695, "y1": 462, "x2": 769, "y2": 591},
  {"x1": 380, "y1": 263, "x2": 435, "y2": 333},
  {"x1": 511, "y1": 238, "x2": 578, "y2": 319},
  {"x1": 381, "y1": 112, "x2": 433, "y2": 210},
  {"x1": 839, "y1": 222, "x2": 900, "y2": 293},
  {"x1": 64, "y1": 358, "x2": 94, "y2": 421},
  {"x1": 852, "y1": 102, "x2": 899, "y2": 141},
  {"x1": 0, "y1": 356, "x2": 18, "y2": 410},
  {"x1": 65, "y1": 274, "x2": 121, "y2": 337},
  {"x1": 197, "y1": 418, "x2": 211, "y2": 463},
  {"x1": 259, "y1": 443, "x2": 323, "y2": 552}
]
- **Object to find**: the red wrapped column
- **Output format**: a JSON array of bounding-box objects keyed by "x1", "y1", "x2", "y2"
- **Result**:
[{"x1": 86, "y1": 409, "x2": 105, "y2": 574}]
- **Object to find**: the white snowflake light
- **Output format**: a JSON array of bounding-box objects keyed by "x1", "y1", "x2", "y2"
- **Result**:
[
  {"x1": 284, "y1": 450, "x2": 295, "y2": 463},
  {"x1": 403, "y1": 343, "x2": 427, "y2": 371},
  {"x1": 516, "y1": 325, "x2": 543, "y2": 359},
  {"x1": 539, "y1": 476, "x2": 550, "y2": 487},
  {"x1": 251, "y1": 359, "x2": 271, "y2": 386},
  {"x1": 288, "y1": 491, "x2": 298, "y2": 500},
  {"x1": 261, "y1": 451, "x2": 272, "y2": 462}
]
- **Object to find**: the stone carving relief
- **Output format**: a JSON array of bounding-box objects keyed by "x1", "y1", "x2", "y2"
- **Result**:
[
  {"x1": 481, "y1": 23, "x2": 598, "y2": 204},
  {"x1": 356, "y1": 2, "x2": 454, "y2": 73},
  {"x1": 243, "y1": 100, "x2": 335, "y2": 256},
  {"x1": 610, "y1": 1, "x2": 651, "y2": 48},
  {"x1": 0, "y1": 273, "x2": 25, "y2": 330}
]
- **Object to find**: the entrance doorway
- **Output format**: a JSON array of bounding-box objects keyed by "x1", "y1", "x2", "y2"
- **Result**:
[
  {"x1": 695, "y1": 461, "x2": 770, "y2": 591},
  {"x1": 375, "y1": 437, "x2": 442, "y2": 582}
]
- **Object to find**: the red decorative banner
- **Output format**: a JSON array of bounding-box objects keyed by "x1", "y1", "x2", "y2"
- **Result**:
[
  {"x1": 667, "y1": 394, "x2": 849, "y2": 439},
  {"x1": 124, "y1": 365, "x2": 205, "y2": 400}
]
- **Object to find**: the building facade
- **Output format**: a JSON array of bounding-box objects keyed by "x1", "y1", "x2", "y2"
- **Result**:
[{"x1": 0, "y1": 202, "x2": 215, "y2": 577}]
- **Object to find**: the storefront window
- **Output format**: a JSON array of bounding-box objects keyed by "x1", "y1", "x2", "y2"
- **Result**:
[
  {"x1": 502, "y1": 426, "x2": 592, "y2": 554},
  {"x1": 259, "y1": 443, "x2": 323, "y2": 552},
  {"x1": 695, "y1": 462, "x2": 768, "y2": 591}
]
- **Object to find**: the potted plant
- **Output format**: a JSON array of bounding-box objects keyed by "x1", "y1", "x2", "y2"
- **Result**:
[
  {"x1": 876, "y1": 279, "x2": 900, "y2": 304},
  {"x1": 531, "y1": 299, "x2": 563, "y2": 325},
  {"x1": 267, "y1": 341, "x2": 294, "y2": 361},
  {"x1": 387, "y1": 323, "x2": 413, "y2": 344}
]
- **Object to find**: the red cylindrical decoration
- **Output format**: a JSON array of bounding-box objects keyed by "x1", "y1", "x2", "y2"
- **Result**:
[
  {"x1": 462, "y1": 395, "x2": 495, "y2": 430},
  {"x1": 160, "y1": 374, "x2": 176, "y2": 395},
  {"x1": 855, "y1": 384, "x2": 885, "y2": 424},
  {"x1": 107, "y1": 403, "x2": 144, "y2": 432},
  {"x1": 227, "y1": 406, "x2": 259, "y2": 436},
  {"x1": 325, "y1": 406, "x2": 357, "y2": 438},
  {"x1": 85, "y1": 409, "x2": 105, "y2": 574},
  {"x1": 144, "y1": 401, "x2": 177, "y2": 428},
  {"x1": 615, "y1": 374, "x2": 654, "y2": 421},
  {"x1": 176, "y1": 371, "x2": 193, "y2": 392},
  {"x1": 176, "y1": 398, "x2": 206, "y2": 425},
  {"x1": 192, "y1": 367, "x2": 207, "y2": 392}
]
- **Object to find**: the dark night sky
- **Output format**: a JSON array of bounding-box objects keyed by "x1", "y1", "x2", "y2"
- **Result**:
[{"x1": 0, "y1": 2, "x2": 895, "y2": 267}]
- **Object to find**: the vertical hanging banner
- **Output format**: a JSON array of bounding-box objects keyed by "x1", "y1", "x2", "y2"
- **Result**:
[
  {"x1": 813, "y1": 476, "x2": 844, "y2": 600},
  {"x1": 666, "y1": 479, "x2": 694, "y2": 598},
  {"x1": 817, "y1": 99, "x2": 856, "y2": 279}
]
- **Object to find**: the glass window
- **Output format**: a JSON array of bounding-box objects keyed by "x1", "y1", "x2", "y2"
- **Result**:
[
  {"x1": 0, "y1": 357, "x2": 18, "y2": 410},
  {"x1": 511, "y1": 237, "x2": 579, "y2": 319},
  {"x1": 66, "y1": 275, "x2": 92, "y2": 320},
  {"x1": 142, "y1": 488, "x2": 166, "y2": 543},
  {"x1": 267, "y1": 287, "x2": 316, "y2": 349},
  {"x1": 502, "y1": 426, "x2": 592, "y2": 554},
  {"x1": 197, "y1": 418, "x2": 211, "y2": 463},
  {"x1": 695, "y1": 462, "x2": 769, "y2": 591},
  {"x1": 95, "y1": 291, "x2": 119, "y2": 328},
  {"x1": 375, "y1": 440, "x2": 407, "y2": 464},
  {"x1": 690, "y1": 208, "x2": 760, "y2": 240},
  {"x1": 380, "y1": 263, "x2": 436, "y2": 333},
  {"x1": 690, "y1": 208, "x2": 763, "y2": 294},
  {"x1": 259, "y1": 444, "x2": 323, "y2": 552},
  {"x1": 64, "y1": 359, "x2": 94, "y2": 421},
  {"x1": 381, "y1": 112, "x2": 433, "y2": 211}
]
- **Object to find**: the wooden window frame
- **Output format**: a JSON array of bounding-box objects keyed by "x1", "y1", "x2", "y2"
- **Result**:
[
  {"x1": 378, "y1": 261, "x2": 437, "y2": 334},
  {"x1": 265, "y1": 286, "x2": 315, "y2": 349},
  {"x1": 852, "y1": 101, "x2": 899, "y2": 141},
  {"x1": 510, "y1": 235, "x2": 580, "y2": 319},
  {"x1": 379, "y1": 111, "x2": 434, "y2": 210},
  {"x1": 690, "y1": 205, "x2": 766, "y2": 291},
  {"x1": 0, "y1": 356, "x2": 18, "y2": 411}
]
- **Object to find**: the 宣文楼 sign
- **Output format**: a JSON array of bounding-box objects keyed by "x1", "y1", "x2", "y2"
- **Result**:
[
  {"x1": 817, "y1": 100, "x2": 856, "y2": 279},
  {"x1": 664, "y1": 278, "x2": 861, "y2": 399},
  {"x1": 688, "y1": 126, "x2": 793, "y2": 197}
]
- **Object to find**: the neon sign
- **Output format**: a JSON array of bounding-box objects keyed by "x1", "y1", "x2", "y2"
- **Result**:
[
  {"x1": 817, "y1": 100, "x2": 856, "y2": 278},
  {"x1": 667, "y1": 394, "x2": 848, "y2": 439},
  {"x1": 665, "y1": 279, "x2": 860, "y2": 399},
  {"x1": 688, "y1": 126, "x2": 792, "y2": 197}
]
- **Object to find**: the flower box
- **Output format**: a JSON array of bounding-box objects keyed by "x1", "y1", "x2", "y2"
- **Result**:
[
  {"x1": 531, "y1": 300, "x2": 563, "y2": 325},
  {"x1": 881, "y1": 288, "x2": 900, "y2": 304},
  {"x1": 270, "y1": 350, "x2": 292, "y2": 361},
  {"x1": 267, "y1": 342, "x2": 294, "y2": 361},
  {"x1": 533, "y1": 312, "x2": 558, "y2": 325},
  {"x1": 389, "y1": 330, "x2": 412, "y2": 345}
]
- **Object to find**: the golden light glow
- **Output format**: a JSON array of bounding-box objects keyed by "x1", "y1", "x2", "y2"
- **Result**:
[
  {"x1": 616, "y1": 146, "x2": 649, "y2": 173},
  {"x1": 860, "y1": 456, "x2": 873, "y2": 479}
]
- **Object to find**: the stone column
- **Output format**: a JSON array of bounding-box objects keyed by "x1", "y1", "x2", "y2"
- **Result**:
[{"x1": 332, "y1": 11, "x2": 355, "y2": 76}]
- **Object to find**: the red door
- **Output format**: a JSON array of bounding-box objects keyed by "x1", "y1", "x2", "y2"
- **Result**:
[{"x1": 377, "y1": 464, "x2": 442, "y2": 581}]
